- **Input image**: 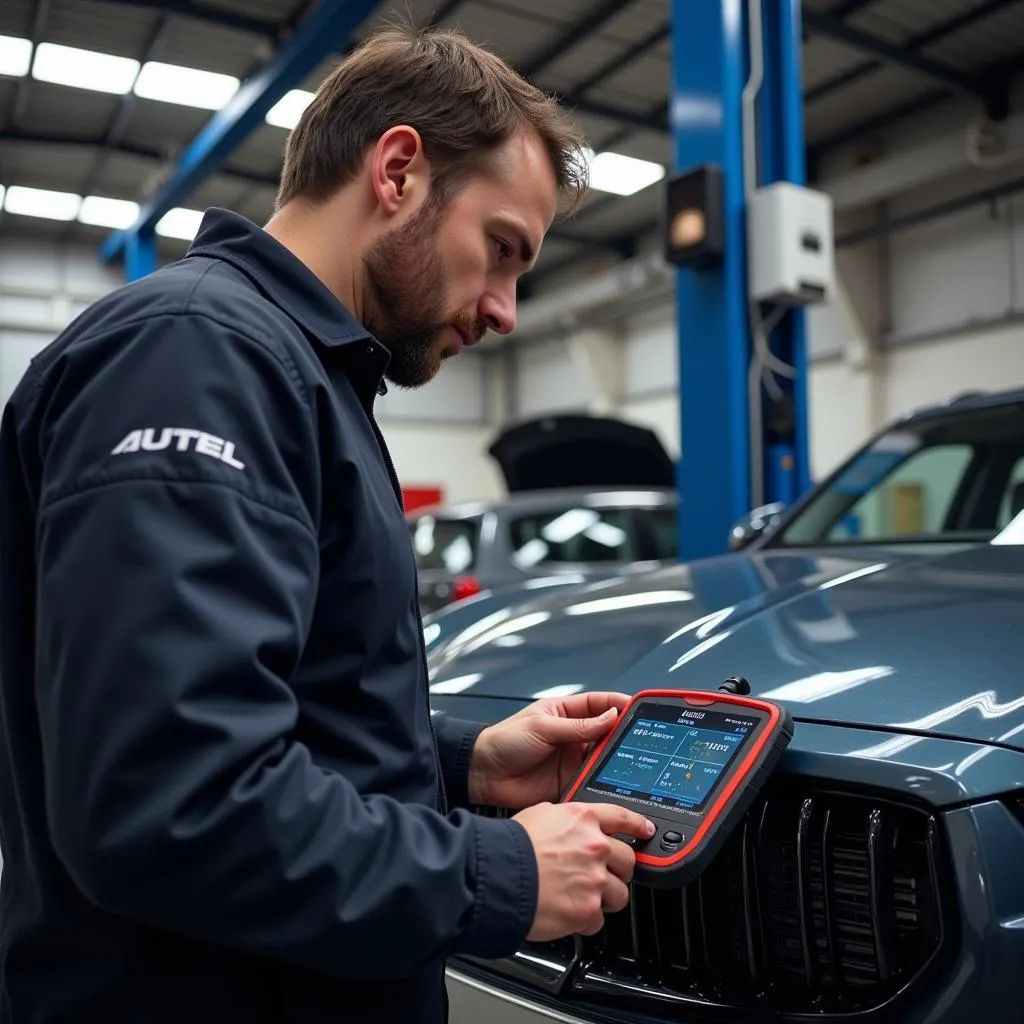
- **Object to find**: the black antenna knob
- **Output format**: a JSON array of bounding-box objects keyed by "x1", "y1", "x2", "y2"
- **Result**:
[{"x1": 719, "y1": 675, "x2": 751, "y2": 696}]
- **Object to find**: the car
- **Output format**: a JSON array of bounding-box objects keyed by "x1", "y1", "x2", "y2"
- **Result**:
[
  {"x1": 425, "y1": 386, "x2": 1024, "y2": 1023},
  {"x1": 408, "y1": 413, "x2": 681, "y2": 613}
]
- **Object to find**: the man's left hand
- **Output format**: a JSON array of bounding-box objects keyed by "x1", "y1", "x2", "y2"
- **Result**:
[{"x1": 467, "y1": 692, "x2": 631, "y2": 810}]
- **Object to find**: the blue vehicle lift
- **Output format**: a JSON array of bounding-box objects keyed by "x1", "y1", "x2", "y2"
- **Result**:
[
  {"x1": 670, "y1": 0, "x2": 811, "y2": 562},
  {"x1": 99, "y1": 0, "x2": 385, "y2": 281},
  {"x1": 97, "y1": 0, "x2": 811, "y2": 565}
]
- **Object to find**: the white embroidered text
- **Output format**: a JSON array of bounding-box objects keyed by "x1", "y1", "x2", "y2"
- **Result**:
[{"x1": 111, "y1": 428, "x2": 246, "y2": 470}]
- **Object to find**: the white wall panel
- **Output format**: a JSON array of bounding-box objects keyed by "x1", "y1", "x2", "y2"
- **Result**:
[
  {"x1": 0, "y1": 330, "x2": 50, "y2": 408},
  {"x1": 619, "y1": 393, "x2": 680, "y2": 458},
  {"x1": 380, "y1": 422, "x2": 504, "y2": 504},
  {"x1": 883, "y1": 323, "x2": 1024, "y2": 420},
  {"x1": 887, "y1": 204, "x2": 1014, "y2": 341},
  {"x1": 807, "y1": 360, "x2": 878, "y2": 481},
  {"x1": 514, "y1": 340, "x2": 588, "y2": 416},
  {"x1": 623, "y1": 304, "x2": 677, "y2": 397},
  {"x1": 376, "y1": 350, "x2": 488, "y2": 424},
  {"x1": 0, "y1": 238, "x2": 121, "y2": 300}
]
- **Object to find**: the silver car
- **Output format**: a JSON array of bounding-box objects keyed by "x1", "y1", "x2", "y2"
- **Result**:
[{"x1": 406, "y1": 414, "x2": 680, "y2": 613}]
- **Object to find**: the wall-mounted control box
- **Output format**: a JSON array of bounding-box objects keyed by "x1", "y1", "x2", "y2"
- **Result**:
[{"x1": 748, "y1": 182, "x2": 835, "y2": 306}]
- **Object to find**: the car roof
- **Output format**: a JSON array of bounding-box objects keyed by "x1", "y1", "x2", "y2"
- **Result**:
[
  {"x1": 902, "y1": 386, "x2": 1024, "y2": 422},
  {"x1": 406, "y1": 486, "x2": 678, "y2": 521}
]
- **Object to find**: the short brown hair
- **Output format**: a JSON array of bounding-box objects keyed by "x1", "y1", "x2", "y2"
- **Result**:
[{"x1": 276, "y1": 20, "x2": 590, "y2": 215}]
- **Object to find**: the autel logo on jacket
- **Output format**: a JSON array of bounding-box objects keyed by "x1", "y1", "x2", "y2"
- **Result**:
[{"x1": 111, "y1": 428, "x2": 246, "y2": 470}]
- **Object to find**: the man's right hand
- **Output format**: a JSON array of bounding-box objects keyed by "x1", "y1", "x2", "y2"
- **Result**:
[{"x1": 512, "y1": 802, "x2": 656, "y2": 942}]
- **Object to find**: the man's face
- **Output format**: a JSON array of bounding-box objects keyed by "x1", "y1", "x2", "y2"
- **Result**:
[{"x1": 362, "y1": 128, "x2": 558, "y2": 388}]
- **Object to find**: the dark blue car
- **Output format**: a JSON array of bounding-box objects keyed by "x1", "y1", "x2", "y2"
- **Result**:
[{"x1": 426, "y1": 387, "x2": 1024, "y2": 1023}]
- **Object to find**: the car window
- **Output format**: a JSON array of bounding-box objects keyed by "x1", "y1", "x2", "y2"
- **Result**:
[
  {"x1": 825, "y1": 444, "x2": 973, "y2": 542},
  {"x1": 773, "y1": 399, "x2": 1024, "y2": 546},
  {"x1": 997, "y1": 456, "x2": 1024, "y2": 527},
  {"x1": 409, "y1": 516, "x2": 478, "y2": 573},
  {"x1": 645, "y1": 507, "x2": 679, "y2": 559},
  {"x1": 509, "y1": 507, "x2": 637, "y2": 566}
]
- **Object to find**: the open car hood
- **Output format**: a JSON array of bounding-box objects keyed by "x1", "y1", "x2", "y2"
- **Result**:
[{"x1": 487, "y1": 413, "x2": 676, "y2": 492}]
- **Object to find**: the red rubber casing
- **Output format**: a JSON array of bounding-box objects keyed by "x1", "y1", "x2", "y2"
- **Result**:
[{"x1": 561, "y1": 688, "x2": 794, "y2": 887}]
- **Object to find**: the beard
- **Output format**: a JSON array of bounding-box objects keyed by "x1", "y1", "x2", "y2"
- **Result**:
[{"x1": 361, "y1": 195, "x2": 485, "y2": 388}]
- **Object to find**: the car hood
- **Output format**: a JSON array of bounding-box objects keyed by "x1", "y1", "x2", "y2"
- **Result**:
[
  {"x1": 426, "y1": 543, "x2": 1024, "y2": 751},
  {"x1": 486, "y1": 413, "x2": 676, "y2": 491}
]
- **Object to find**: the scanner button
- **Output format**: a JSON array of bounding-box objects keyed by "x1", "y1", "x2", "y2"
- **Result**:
[
  {"x1": 662, "y1": 831, "x2": 683, "y2": 845},
  {"x1": 615, "y1": 833, "x2": 639, "y2": 847}
]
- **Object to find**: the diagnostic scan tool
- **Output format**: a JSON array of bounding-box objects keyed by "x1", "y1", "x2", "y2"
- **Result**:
[{"x1": 561, "y1": 677, "x2": 793, "y2": 887}]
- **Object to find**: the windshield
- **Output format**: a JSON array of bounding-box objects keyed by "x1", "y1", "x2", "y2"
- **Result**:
[
  {"x1": 409, "y1": 515, "x2": 479, "y2": 574},
  {"x1": 772, "y1": 399, "x2": 1024, "y2": 547}
]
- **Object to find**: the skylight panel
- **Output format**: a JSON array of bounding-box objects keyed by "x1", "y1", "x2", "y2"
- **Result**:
[
  {"x1": 79, "y1": 196, "x2": 141, "y2": 229},
  {"x1": 134, "y1": 61, "x2": 240, "y2": 110},
  {"x1": 33, "y1": 43, "x2": 139, "y2": 94},
  {"x1": 4, "y1": 185, "x2": 82, "y2": 221},
  {"x1": 0, "y1": 35, "x2": 32, "y2": 78},
  {"x1": 587, "y1": 149, "x2": 666, "y2": 196},
  {"x1": 266, "y1": 89, "x2": 315, "y2": 129},
  {"x1": 155, "y1": 207, "x2": 204, "y2": 241}
]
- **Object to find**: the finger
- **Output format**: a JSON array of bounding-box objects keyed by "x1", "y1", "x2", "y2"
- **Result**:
[
  {"x1": 602, "y1": 835, "x2": 634, "y2": 876},
  {"x1": 551, "y1": 691, "x2": 632, "y2": 720},
  {"x1": 601, "y1": 876, "x2": 631, "y2": 915},
  {"x1": 606, "y1": 837, "x2": 637, "y2": 884},
  {"x1": 590, "y1": 803, "x2": 656, "y2": 840},
  {"x1": 580, "y1": 911, "x2": 606, "y2": 937},
  {"x1": 534, "y1": 708, "x2": 619, "y2": 746}
]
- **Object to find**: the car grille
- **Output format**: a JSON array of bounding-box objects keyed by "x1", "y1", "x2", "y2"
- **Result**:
[{"x1": 464, "y1": 777, "x2": 955, "y2": 1020}]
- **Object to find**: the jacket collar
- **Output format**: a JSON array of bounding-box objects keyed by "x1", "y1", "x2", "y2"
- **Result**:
[{"x1": 184, "y1": 208, "x2": 390, "y2": 397}]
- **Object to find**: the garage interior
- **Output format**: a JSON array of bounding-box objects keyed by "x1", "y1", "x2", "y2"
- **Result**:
[
  {"x1": 3, "y1": 1, "x2": 1024, "y2": 1020},
  {"x1": 3, "y1": 0, "x2": 1024, "y2": 566}
]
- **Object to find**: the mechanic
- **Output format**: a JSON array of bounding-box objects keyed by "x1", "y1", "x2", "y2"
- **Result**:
[{"x1": 0, "y1": 18, "x2": 655, "y2": 1024}]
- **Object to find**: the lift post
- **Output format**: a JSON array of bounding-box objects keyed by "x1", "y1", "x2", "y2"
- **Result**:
[{"x1": 669, "y1": 0, "x2": 811, "y2": 562}]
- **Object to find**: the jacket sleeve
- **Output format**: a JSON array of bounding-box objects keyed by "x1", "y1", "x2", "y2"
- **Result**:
[
  {"x1": 33, "y1": 311, "x2": 538, "y2": 982},
  {"x1": 431, "y1": 714, "x2": 487, "y2": 810}
]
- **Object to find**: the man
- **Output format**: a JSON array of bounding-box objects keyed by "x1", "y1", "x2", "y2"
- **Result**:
[{"x1": 0, "y1": 20, "x2": 654, "y2": 1024}]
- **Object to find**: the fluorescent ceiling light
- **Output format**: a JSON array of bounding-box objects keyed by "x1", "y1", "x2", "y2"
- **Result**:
[
  {"x1": 134, "y1": 61, "x2": 239, "y2": 110},
  {"x1": 266, "y1": 89, "x2": 314, "y2": 129},
  {"x1": 0, "y1": 34, "x2": 32, "y2": 77},
  {"x1": 155, "y1": 207, "x2": 204, "y2": 241},
  {"x1": 33, "y1": 42, "x2": 139, "y2": 94},
  {"x1": 0, "y1": 185, "x2": 5, "y2": 208},
  {"x1": 79, "y1": 195, "x2": 140, "y2": 229},
  {"x1": 587, "y1": 149, "x2": 666, "y2": 196},
  {"x1": 4, "y1": 185, "x2": 81, "y2": 221}
]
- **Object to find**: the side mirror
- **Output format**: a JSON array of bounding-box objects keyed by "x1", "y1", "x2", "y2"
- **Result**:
[{"x1": 729, "y1": 502, "x2": 786, "y2": 551}]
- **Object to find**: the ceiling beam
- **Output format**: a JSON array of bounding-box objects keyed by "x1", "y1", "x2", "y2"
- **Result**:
[
  {"x1": 802, "y1": 8, "x2": 995, "y2": 104},
  {"x1": 520, "y1": 0, "x2": 634, "y2": 79},
  {"x1": 806, "y1": 0, "x2": 1018, "y2": 105},
  {"x1": 0, "y1": 128, "x2": 280, "y2": 190},
  {"x1": 77, "y1": 0, "x2": 280, "y2": 40},
  {"x1": 572, "y1": 22, "x2": 667, "y2": 97}
]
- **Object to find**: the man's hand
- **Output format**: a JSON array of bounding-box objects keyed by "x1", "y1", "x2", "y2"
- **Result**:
[
  {"x1": 513, "y1": 801, "x2": 655, "y2": 940},
  {"x1": 467, "y1": 692, "x2": 631, "y2": 810}
]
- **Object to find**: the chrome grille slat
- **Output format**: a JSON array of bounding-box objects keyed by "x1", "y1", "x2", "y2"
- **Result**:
[
  {"x1": 795, "y1": 796, "x2": 817, "y2": 987},
  {"x1": 739, "y1": 817, "x2": 760, "y2": 984},
  {"x1": 821, "y1": 806, "x2": 843, "y2": 988},
  {"x1": 867, "y1": 808, "x2": 891, "y2": 981}
]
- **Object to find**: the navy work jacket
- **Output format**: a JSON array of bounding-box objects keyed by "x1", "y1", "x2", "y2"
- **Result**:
[{"x1": 0, "y1": 209, "x2": 537, "y2": 1023}]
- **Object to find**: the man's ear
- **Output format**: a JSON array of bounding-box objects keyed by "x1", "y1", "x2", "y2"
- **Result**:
[{"x1": 370, "y1": 125, "x2": 429, "y2": 216}]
